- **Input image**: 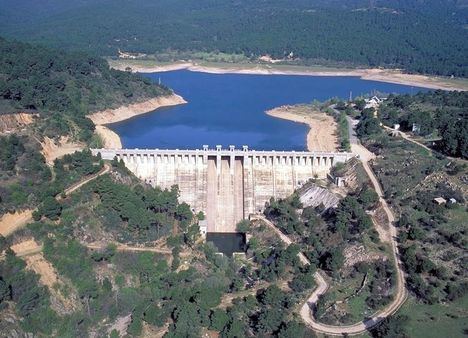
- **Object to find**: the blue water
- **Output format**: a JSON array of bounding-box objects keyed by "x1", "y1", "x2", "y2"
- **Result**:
[{"x1": 109, "y1": 70, "x2": 427, "y2": 150}]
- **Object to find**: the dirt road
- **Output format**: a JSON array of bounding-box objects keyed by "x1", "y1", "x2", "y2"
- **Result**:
[
  {"x1": 0, "y1": 163, "x2": 110, "y2": 237},
  {"x1": 0, "y1": 210, "x2": 34, "y2": 237},
  {"x1": 252, "y1": 129, "x2": 407, "y2": 335},
  {"x1": 61, "y1": 163, "x2": 110, "y2": 198},
  {"x1": 84, "y1": 242, "x2": 173, "y2": 255}
]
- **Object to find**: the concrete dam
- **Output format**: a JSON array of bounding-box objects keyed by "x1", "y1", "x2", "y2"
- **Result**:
[{"x1": 92, "y1": 146, "x2": 353, "y2": 233}]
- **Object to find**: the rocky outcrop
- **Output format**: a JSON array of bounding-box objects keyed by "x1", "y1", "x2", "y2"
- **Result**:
[
  {"x1": 299, "y1": 183, "x2": 340, "y2": 210},
  {"x1": 0, "y1": 113, "x2": 38, "y2": 133}
]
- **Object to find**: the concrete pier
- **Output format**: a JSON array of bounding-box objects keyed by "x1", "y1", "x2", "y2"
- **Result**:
[{"x1": 92, "y1": 146, "x2": 353, "y2": 232}]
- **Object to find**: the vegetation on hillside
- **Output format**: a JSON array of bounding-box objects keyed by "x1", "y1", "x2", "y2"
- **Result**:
[
  {"x1": 0, "y1": 158, "x2": 323, "y2": 337},
  {"x1": 379, "y1": 90, "x2": 468, "y2": 159},
  {"x1": 0, "y1": 37, "x2": 171, "y2": 142},
  {"x1": 351, "y1": 92, "x2": 468, "y2": 337},
  {"x1": 263, "y1": 181, "x2": 394, "y2": 325},
  {"x1": 0, "y1": 135, "x2": 102, "y2": 216},
  {"x1": 0, "y1": 0, "x2": 466, "y2": 76}
]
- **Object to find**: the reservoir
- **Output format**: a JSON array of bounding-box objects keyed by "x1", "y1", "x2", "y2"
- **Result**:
[{"x1": 109, "y1": 70, "x2": 427, "y2": 150}]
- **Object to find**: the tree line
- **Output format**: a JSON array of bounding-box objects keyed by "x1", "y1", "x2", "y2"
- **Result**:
[
  {"x1": 1, "y1": 0, "x2": 466, "y2": 76},
  {"x1": 0, "y1": 37, "x2": 171, "y2": 142}
]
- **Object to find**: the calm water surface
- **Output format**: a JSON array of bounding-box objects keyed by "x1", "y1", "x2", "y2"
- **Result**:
[
  {"x1": 109, "y1": 70, "x2": 427, "y2": 150},
  {"x1": 206, "y1": 233, "x2": 246, "y2": 257}
]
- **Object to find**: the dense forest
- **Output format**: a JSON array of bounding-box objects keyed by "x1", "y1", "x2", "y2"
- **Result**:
[
  {"x1": 0, "y1": 37, "x2": 171, "y2": 142},
  {"x1": 0, "y1": 0, "x2": 467, "y2": 76}
]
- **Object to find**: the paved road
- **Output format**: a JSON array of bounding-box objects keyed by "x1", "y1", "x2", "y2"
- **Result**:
[{"x1": 346, "y1": 115, "x2": 359, "y2": 146}]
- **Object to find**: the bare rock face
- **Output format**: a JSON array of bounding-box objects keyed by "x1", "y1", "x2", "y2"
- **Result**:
[
  {"x1": 0, "y1": 113, "x2": 38, "y2": 133},
  {"x1": 299, "y1": 183, "x2": 340, "y2": 210},
  {"x1": 0, "y1": 304, "x2": 32, "y2": 338}
]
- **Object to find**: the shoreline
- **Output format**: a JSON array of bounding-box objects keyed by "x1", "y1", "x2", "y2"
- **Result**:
[
  {"x1": 88, "y1": 94, "x2": 187, "y2": 148},
  {"x1": 265, "y1": 105, "x2": 339, "y2": 152},
  {"x1": 109, "y1": 60, "x2": 468, "y2": 92}
]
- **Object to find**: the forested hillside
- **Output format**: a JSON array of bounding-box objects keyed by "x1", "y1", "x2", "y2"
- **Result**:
[
  {"x1": 379, "y1": 91, "x2": 468, "y2": 158},
  {"x1": 0, "y1": 37, "x2": 170, "y2": 142},
  {"x1": 0, "y1": 0, "x2": 466, "y2": 76}
]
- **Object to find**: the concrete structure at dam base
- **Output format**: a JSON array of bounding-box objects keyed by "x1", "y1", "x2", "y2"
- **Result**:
[{"x1": 92, "y1": 146, "x2": 353, "y2": 233}]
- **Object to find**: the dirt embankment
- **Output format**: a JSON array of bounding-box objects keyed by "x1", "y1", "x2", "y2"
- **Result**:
[
  {"x1": 41, "y1": 136, "x2": 84, "y2": 165},
  {"x1": 95, "y1": 125, "x2": 122, "y2": 149},
  {"x1": 88, "y1": 94, "x2": 187, "y2": 125},
  {"x1": 0, "y1": 113, "x2": 38, "y2": 134},
  {"x1": 10, "y1": 239, "x2": 81, "y2": 314},
  {"x1": 112, "y1": 60, "x2": 468, "y2": 91},
  {"x1": 266, "y1": 105, "x2": 339, "y2": 152},
  {"x1": 88, "y1": 94, "x2": 187, "y2": 149},
  {"x1": 0, "y1": 210, "x2": 33, "y2": 237}
]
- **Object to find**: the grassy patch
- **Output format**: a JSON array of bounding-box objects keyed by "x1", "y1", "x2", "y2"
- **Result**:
[{"x1": 398, "y1": 295, "x2": 468, "y2": 338}]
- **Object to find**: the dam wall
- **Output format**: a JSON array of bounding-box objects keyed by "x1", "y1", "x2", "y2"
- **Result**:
[{"x1": 92, "y1": 146, "x2": 353, "y2": 232}]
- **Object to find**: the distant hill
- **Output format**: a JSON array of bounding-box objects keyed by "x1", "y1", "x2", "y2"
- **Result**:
[
  {"x1": 0, "y1": 0, "x2": 467, "y2": 76},
  {"x1": 0, "y1": 37, "x2": 171, "y2": 141}
]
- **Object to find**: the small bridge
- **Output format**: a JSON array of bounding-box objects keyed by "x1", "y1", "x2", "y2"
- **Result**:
[{"x1": 92, "y1": 146, "x2": 353, "y2": 233}]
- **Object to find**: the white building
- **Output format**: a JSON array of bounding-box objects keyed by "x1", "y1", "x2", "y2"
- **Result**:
[{"x1": 364, "y1": 96, "x2": 385, "y2": 109}]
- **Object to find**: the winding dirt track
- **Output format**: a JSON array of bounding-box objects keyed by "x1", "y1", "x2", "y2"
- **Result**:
[
  {"x1": 0, "y1": 163, "x2": 110, "y2": 237},
  {"x1": 301, "y1": 143, "x2": 406, "y2": 335},
  {"x1": 252, "y1": 126, "x2": 407, "y2": 335},
  {"x1": 60, "y1": 163, "x2": 110, "y2": 198}
]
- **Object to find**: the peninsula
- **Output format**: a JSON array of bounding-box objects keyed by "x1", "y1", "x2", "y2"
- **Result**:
[{"x1": 266, "y1": 105, "x2": 339, "y2": 152}]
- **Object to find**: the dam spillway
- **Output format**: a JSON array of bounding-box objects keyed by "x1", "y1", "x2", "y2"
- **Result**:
[{"x1": 92, "y1": 146, "x2": 353, "y2": 232}]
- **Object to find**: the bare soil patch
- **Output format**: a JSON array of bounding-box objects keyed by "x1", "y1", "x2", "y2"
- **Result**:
[
  {"x1": 266, "y1": 105, "x2": 339, "y2": 151},
  {"x1": 11, "y1": 239, "x2": 80, "y2": 314},
  {"x1": 41, "y1": 136, "x2": 84, "y2": 165},
  {"x1": 0, "y1": 113, "x2": 38, "y2": 134},
  {"x1": 95, "y1": 125, "x2": 122, "y2": 149},
  {"x1": 88, "y1": 94, "x2": 186, "y2": 125},
  {"x1": 0, "y1": 210, "x2": 33, "y2": 237}
]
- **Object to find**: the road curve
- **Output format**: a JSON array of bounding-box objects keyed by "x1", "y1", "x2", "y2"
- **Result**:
[
  {"x1": 252, "y1": 126, "x2": 407, "y2": 335},
  {"x1": 60, "y1": 163, "x2": 111, "y2": 198},
  {"x1": 300, "y1": 144, "x2": 407, "y2": 335}
]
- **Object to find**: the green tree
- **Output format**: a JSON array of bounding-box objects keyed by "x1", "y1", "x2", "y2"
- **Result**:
[
  {"x1": 210, "y1": 309, "x2": 229, "y2": 331},
  {"x1": 0, "y1": 278, "x2": 10, "y2": 303},
  {"x1": 236, "y1": 220, "x2": 250, "y2": 233},
  {"x1": 278, "y1": 320, "x2": 307, "y2": 338},
  {"x1": 38, "y1": 196, "x2": 62, "y2": 220},
  {"x1": 371, "y1": 315, "x2": 409, "y2": 338},
  {"x1": 358, "y1": 187, "x2": 379, "y2": 210}
]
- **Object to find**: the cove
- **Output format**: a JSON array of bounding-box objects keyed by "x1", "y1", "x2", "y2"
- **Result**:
[{"x1": 109, "y1": 70, "x2": 427, "y2": 150}]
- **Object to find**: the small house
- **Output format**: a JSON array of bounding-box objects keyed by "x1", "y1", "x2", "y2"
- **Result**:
[{"x1": 364, "y1": 96, "x2": 384, "y2": 109}]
